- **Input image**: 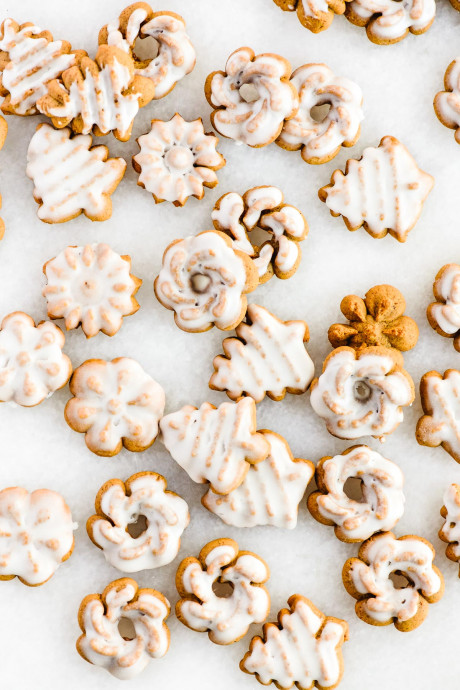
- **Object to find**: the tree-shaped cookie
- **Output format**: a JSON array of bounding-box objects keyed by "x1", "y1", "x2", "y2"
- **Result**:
[
  {"x1": 416, "y1": 369, "x2": 460, "y2": 463},
  {"x1": 27, "y1": 124, "x2": 126, "y2": 223},
  {"x1": 209, "y1": 304, "x2": 314, "y2": 402},
  {"x1": 241, "y1": 594, "x2": 348, "y2": 690}
]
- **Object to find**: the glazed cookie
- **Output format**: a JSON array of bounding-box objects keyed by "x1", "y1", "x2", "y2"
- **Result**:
[
  {"x1": 133, "y1": 113, "x2": 225, "y2": 206},
  {"x1": 310, "y1": 346, "x2": 414, "y2": 441},
  {"x1": 43, "y1": 243, "x2": 141, "y2": 338},
  {"x1": 319, "y1": 136, "x2": 434, "y2": 242},
  {"x1": 37, "y1": 45, "x2": 155, "y2": 141},
  {"x1": 328, "y1": 284, "x2": 419, "y2": 351},
  {"x1": 176, "y1": 538, "x2": 270, "y2": 644},
  {"x1": 439, "y1": 483, "x2": 460, "y2": 572},
  {"x1": 435, "y1": 59, "x2": 460, "y2": 145},
  {"x1": 277, "y1": 64, "x2": 363, "y2": 165},
  {"x1": 65, "y1": 357, "x2": 165, "y2": 456},
  {"x1": 154, "y1": 230, "x2": 258, "y2": 333},
  {"x1": 307, "y1": 445, "x2": 405, "y2": 542},
  {"x1": 427, "y1": 264, "x2": 460, "y2": 351},
  {"x1": 212, "y1": 186, "x2": 308, "y2": 282},
  {"x1": 26, "y1": 124, "x2": 126, "y2": 224},
  {"x1": 209, "y1": 304, "x2": 314, "y2": 403},
  {"x1": 99, "y1": 2, "x2": 196, "y2": 99},
  {"x1": 77, "y1": 578, "x2": 170, "y2": 679},
  {"x1": 416, "y1": 369, "x2": 460, "y2": 463},
  {"x1": 205, "y1": 47, "x2": 299, "y2": 148},
  {"x1": 160, "y1": 397, "x2": 270, "y2": 495},
  {"x1": 241, "y1": 594, "x2": 348, "y2": 690},
  {"x1": 345, "y1": 0, "x2": 436, "y2": 45},
  {"x1": 87, "y1": 472, "x2": 189, "y2": 572},
  {"x1": 0, "y1": 115, "x2": 7, "y2": 240},
  {"x1": 0, "y1": 18, "x2": 79, "y2": 116},
  {"x1": 202, "y1": 430, "x2": 314, "y2": 529},
  {"x1": 0, "y1": 312, "x2": 72, "y2": 407},
  {"x1": 342, "y1": 532, "x2": 444, "y2": 631},
  {"x1": 0, "y1": 487, "x2": 76, "y2": 586},
  {"x1": 271, "y1": 0, "x2": 347, "y2": 33}
]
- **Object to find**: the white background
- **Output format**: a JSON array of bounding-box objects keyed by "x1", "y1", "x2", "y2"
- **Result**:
[{"x1": 1, "y1": 0, "x2": 460, "y2": 688}]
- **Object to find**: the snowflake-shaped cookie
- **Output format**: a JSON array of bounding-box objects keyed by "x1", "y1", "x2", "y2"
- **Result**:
[
  {"x1": 416, "y1": 369, "x2": 460, "y2": 463},
  {"x1": 427, "y1": 264, "x2": 460, "y2": 351}
]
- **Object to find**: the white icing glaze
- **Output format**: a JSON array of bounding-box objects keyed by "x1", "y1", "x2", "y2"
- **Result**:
[
  {"x1": 0, "y1": 487, "x2": 76, "y2": 585},
  {"x1": 202, "y1": 431, "x2": 314, "y2": 529},
  {"x1": 26, "y1": 125, "x2": 126, "y2": 223},
  {"x1": 77, "y1": 579, "x2": 170, "y2": 679},
  {"x1": 134, "y1": 114, "x2": 224, "y2": 205},
  {"x1": 430, "y1": 264, "x2": 460, "y2": 335},
  {"x1": 210, "y1": 304, "x2": 314, "y2": 402},
  {"x1": 43, "y1": 243, "x2": 140, "y2": 338},
  {"x1": 300, "y1": 0, "x2": 331, "y2": 17},
  {"x1": 279, "y1": 63, "x2": 363, "y2": 163},
  {"x1": 418, "y1": 370, "x2": 460, "y2": 461},
  {"x1": 348, "y1": 0, "x2": 435, "y2": 42},
  {"x1": 106, "y1": 8, "x2": 148, "y2": 53},
  {"x1": 321, "y1": 136, "x2": 434, "y2": 241},
  {"x1": 160, "y1": 397, "x2": 269, "y2": 495},
  {"x1": 241, "y1": 596, "x2": 347, "y2": 690},
  {"x1": 314, "y1": 445, "x2": 405, "y2": 541},
  {"x1": 435, "y1": 58, "x2": 460, "y2": 144},
  {"x1": 440, "y1": 483, "x2": 460, "y2": 560},
  {"x1": 0, "y1": 18, "x2": 75, "y2": 115},
  {"x1": 177, "y1": 541, "x2": 269, "y2": 644},
  {"x1": 310, "y1": 348, "x2": 414, "y2": 440},
  {"x1": 348, "y1": 532, "x2": 442, "y2": 624},
  {"x1": 89, "y1": 473, "x2": 189, "y2": 572},
  {"x1": 208, "y1": 47, "x2": 298, "y2": 147},
  {"x1": 0, "y1": 312, "x2": 72, "y2": 407},
  {"x1": 154, "y1": 231, "x2": 251, "y2": 332},
  {"x1": 65, "y1": 357, "x2": 165, "y2": 456}
]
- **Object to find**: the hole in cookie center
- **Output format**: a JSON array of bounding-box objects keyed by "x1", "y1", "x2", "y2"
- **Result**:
[
  {"x1": 212, "y1": 580, "x2": 235, "y2": 598},
  {"x1": 133, "y1": 34, "x2": 159, "y2": 61},
  {"x1": 127, "y1": 514, "x2": 148, "y2": 539},
  {"x1": 389, "y1": 571, "x2": 411, "y2": 590},
  {"x1": 310, "y1": 103, "x2": 331, "y2": 123},
  {"x1": 118, "y1": 617, "x2": 136, "y2": 640},
  {"x1": 343, "y1": 477, "x2": 364, "y2": 503},
  {"x1": 239, "y1": 83, "x2": 259, "y2": 103},
  {"x1": 190, "y1": 273, "x2": 211, "y2": 294},
  {"x1": 353, "y1": 380, "x2": 372, "y2": 403}
]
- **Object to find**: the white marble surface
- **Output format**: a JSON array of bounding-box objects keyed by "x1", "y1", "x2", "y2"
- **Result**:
[{"x1": 1, "y1": 0, "x2": 460, "y2": 688}]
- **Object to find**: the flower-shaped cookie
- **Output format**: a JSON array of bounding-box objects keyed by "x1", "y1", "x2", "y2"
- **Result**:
[
  {"x1": 154, "y1": 230, "x2": 258, "y2": 333},
  {"x1": 43, "y1": 244, "x2": 142, "y2": 339},
  {"x1": 176, "y1": 538, "x2": 270, "y2": 644},
  {"x1": 0, "y1": 312, "x2": 72, "y2": 407},
  {"x1": 133, "y1": 114, "x2": 225, "y2": 206},
  {"x1": 345, "y1": 0, "x2": 435, "y2": 45},
  {"x1": 64, "y1": 357, "x2": 165, "y2": 456},
  {"x1": 435, "y1": 59, "x2": 460, "y2": 145},
  {"x1": 205, "y1": 47, "x2": 299, "y2": 148},
  {"x1": 77, "y1": 577, "x2": 170, "y2": 679},
  {"x1": 0, "y1": 487, "x2": 76, "y2": 586},
  {"x1": 343, "y1": 532, "x2": 444, "y2": 631},
  {"x1": 427, "y1": 264, "x2": 460, "y2": 351},
  {"x1": 271, "y1": 0, "x2": 347, "y2": 33},
  {"x1": 416, "y1": 369, "x2": 460, "y2": 463},
  {"x1": 439, "y1": 483, "x2": 460, "y2": 573},
  {"x1": 308, "y1": 445, "x2": 405, "y2": 542},
  {"x1": 87, "y1": 472, "x2": 189, "y2": 572},
  {"x1": 328, "y1": 284, "x2": 419, "y2": 352},
  {"x1": 310, "y1": 346, "x2": 414, "y2": 441}
]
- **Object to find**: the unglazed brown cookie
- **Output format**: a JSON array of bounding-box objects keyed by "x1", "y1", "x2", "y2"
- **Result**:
[
  {"x1": 328, "y1": 284, "x2": 419, "y2": 351},
  {"x1": 427, "y1": 264, "x2": 460, "y2": 351},
  {"x1": 416, "y1": 369, "x2": 460, "y2": 463},
  {"x1": 271, "y1": 0, "x2": 347, "y2": 33}
]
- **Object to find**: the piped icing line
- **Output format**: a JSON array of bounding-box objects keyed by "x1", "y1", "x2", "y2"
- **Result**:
[
  {"x1": 439, "y1": 483, "x2": 460, "y2": 569},
  {"x1": 416, "y1": 369, "x2": 460, "y2": 463},
  {"x1": 427, "y1": 264, "x2": 460, "y2": 351},
  {"x1": 345, "y1": 0, "x2": 436, "y2": 44}
]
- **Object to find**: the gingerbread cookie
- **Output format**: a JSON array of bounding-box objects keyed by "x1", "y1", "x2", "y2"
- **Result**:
[
  {"x1": 310, "y1": 346, "x2": 414, "y2": 441},
  {"x1": 241, "y1": 594, "x2": 348, "y2": 690},
  {"x1": 154, "y1": 230, "x2": 258, "y2": 333},
  {"x1": 271, "y1": 0, "x2": 347, "y2": 32},
  {"x1": 26, "y1": 124, "x2": 126, "y2": 223},
  {"x1": 212, "y1": 186, "x2": 308, "y2": 283},
  {"x1": 427, "y1": 264, "x2": 460, "y2": 351},
  {"x1": 0, "y1": 311, "x2": 72, "y2": 407},
  {"x1": 277, "y1": 64, "x2": 363, "y2": 165},
  {"x1": 0, "y1": 487, "x2": 76, "y2": 586},
  {"x1": 202, "y1": 430, "x2": 314, "y2": 529},
  {"x1": 435, "y1": 59, "x2": 460, "y2": 144},
  {"x1": 209, "y1": 304, "x2": 314, "y2": 402},
  {"x1": 439, "y1": 483, "x2": 460, "y2": 573},
  {"x1": 319, "y1": 136, "x2": 434, "y2": 242},
  {"x1": 65, "y1": 357, "x2": 165, "y2": 456},
  {"x1": 205, "y1": 47, "x2": 299, "y2": 148},
  {"x1": 416, "y1": 369, "x2": 460, "y2": 463},
  {"x1": 345, "y1": 0, "x2": 435, "y2": 45},
  {"x1": 308, "y1": 445, "x2": 405, "y2": 542},
  {"x1": 342, "y1": 532, "x2": 444, "y2": 631},
  {"x1": 43, "y1": 243, "x2": 141, "y2": 338},
  {"x1": 133, "y1": 113, "x2": 225, "y2": 206},
  {"x1": 37, "y1": 45, "x2": 155, "y2": 141},
  {"x1": 99, "y1": 2, "x2": 196, "y2": 99},
  {"x1": 161, "y1": 397, "x2": 270, "y2": 495},
  {"x1": 77, "y1": 577, "x2": 170, "y2": 679},
  {"x1": 328, "y1": 284, "x2": 419, "y2": 351},
  {"x1": 176, "y1": 538, "x2": 270, "y2": 644},
  {"x1": 0, "y1": 115, "x2": 7, "y2": 240}
]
